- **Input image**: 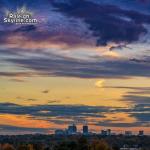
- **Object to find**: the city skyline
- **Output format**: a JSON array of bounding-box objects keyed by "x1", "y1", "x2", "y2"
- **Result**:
[
  {"x1": 0, "y1": 0, "x2": 150, "y2": 135},
  {"x1": 55, "y1": 123, "x2": 145, "y2": 136}
]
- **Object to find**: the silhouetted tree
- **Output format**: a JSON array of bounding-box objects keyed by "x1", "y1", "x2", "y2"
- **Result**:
[
  {"x1": 68, "y1": 141, "x2": 78, "y2": 150},
  {"x1": 77, "y1": 137, "x2": 89, "y2": 150},
  {"x1": 17, "y1": 144, "x2": 30, "y2": 150},
  {"x1": 112, "y1": 144, "x2": 119, "y2": 150},
  {"x1": 2, "y1": 144, "x2": 15, "y2": 150},
  {"x1": 90, "y1": 139, "x2": 111, "y2": 150},
  {"x1": 32, "y1": 143, "x2": 44, "y2": 150},
  {"x1": 54, "y1": 141, "x2": 70, "y2": 150}
]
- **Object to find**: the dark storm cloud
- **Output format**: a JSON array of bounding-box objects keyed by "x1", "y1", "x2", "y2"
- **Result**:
[
  {"x1": 88, "y1": 0, "x2": 150, "y2": 14},
  {"x1": 0, "y1": 0, "x2": 52, "y2": 10},
  {"x1": 51, "y1": 0, "x2": 150, "y2": 46},
  {"x1": 14, "y1": 25, "x2": 37, "y2": 33},
  {"x1": 1, "y1": 0, "x2": 150, "y2": 47}
]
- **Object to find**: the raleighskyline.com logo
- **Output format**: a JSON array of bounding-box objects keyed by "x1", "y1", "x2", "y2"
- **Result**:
[{"x1": 3, "y1": 6, "x2": 38, "y2": 24}]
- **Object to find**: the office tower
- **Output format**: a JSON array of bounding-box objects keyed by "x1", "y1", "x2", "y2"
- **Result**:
[
  {"x1": 83, "y1": 125, "x2": 88, "y2": 135},
  {"x1": 125, "y1": 131, "x2": 132, "y2": 136},
  {"x1": 55, "y1": 129, "x2": 65, "y2": 135},
  {"x1": 138, "y1": 130, "x2": 144, "y2": 136},
  {"x1": 67, "y1": 124, "x2": 77, "y2": 135},
  {"x1": 101, "y1": 130, "x2": 107, "y2": 136}
]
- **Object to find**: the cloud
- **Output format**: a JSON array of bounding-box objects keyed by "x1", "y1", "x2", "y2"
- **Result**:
[
  {"x1": 97, "y1": 121, "x2": 149, "y2": 127},
  {"x1": 0, "y1": 125, "x2": 48, "y2": 133},
  {"x1": 0, "y1": 103, "x2": 108, "y2": 118},
  {"x1": 48, "y1": 100, "x2": 61, "y2": 104},
  {"x1": 6, "y1": 53, "x2": 150, "y2": 78},
  {"x1": 0, "y1": 1, "x2": 150, "y2": 79},
  {"x1": 0, "y1": 0, "x2": 149, "y2": 134},
  {"x1": 0, "y1": 125, "x2": 51, "y2": 135},
  {"x1": 0, "y1": 14, "x2": 95, "y2": 49},
  {"x1": 0, "y1": 103, "x2": 149, "y2": 128},
  {"x1": 103, "y1": 86, "x2": 150, "y2": 90},
  {"x1": 27, "y1": 98, "x2": 38, "y2": 101},
  {"x1": 122, "y1": 95, "x2": 150, "y2": 104},
  {"x1": 1, "y1": 0, "x2": 150, "y2": 50},
  {"x1": 14, "y1": 25, "x2": 37, "y2": 33},
  {"x1": 0, "y1": 45, "x2": 149, "y2": 79},
  {"x1": 0, "y1": 72, "x2": 34, "y2": 77},
  {"x1": 103, "y1": 86, "x2": 150, "y2": 95},
  {"x1": 130, "y1": 113, "x2": 150, "y2": 122},
  {"x1": 42, "y1": 90, "x2": 49, "y2": 94},
  {"x1": 9, "y1": 78, "x2": 26, "y2": 82},
  {"x1": 84, "y1": 0, "x2": 150, "y2": 17},
  {"x1": 131, "y1": 104, "x2": 150, "y2": 112},
  {"x1": 95, "y1": 80, "x2": 105, "y2": 88},
  {"x1": 51, "y1": 0, "x2": 150, "y2": 46}
]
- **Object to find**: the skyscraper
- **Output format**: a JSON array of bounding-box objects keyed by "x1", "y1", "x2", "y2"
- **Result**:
[
  {"x1": 83, "y1": 125, "x2": 88, "y2": 135},
  {"x1": 138, "y1": 130, "x2": 144, "y2": 136},
  {"x1": 101, "y1": 130, "x2": 108, "y2": 136},
  {"x1": 107, "y1": 129, "x2": 111, "y2": 136},
  {"x1": 67, "y1": 124, "x2": 77, "y2": 135},
  {"x1": 125, "y1": 131, "x2": 132, "y2": 136}
]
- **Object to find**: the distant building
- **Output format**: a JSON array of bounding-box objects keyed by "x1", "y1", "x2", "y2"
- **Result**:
[
  {"x1": 125, "y1": 131, "x2": 132, "y2": 136},
  {"x1": 83, "y1": 125, "x2": 88, "y2": 135},
  {"x1": 101, "y1": 129, "x2": 112, "y2": 136},
  {"x1": 120, "y1": 148, "x2": 140, "y2": 150},
  {"x1": 107, "y1": 129, "x2": 111, "y2": 136},
  {"x1": 55, "y1": 129, "x2": 65, "y2": 135},
  {"x1": 138, "y1": 130, "x2": 144, "y2": 136},
  {"x1": 67, "y1": 124, "x2": 77, "y2": 135},
  {"x1": 120, "y1": 145, "x2": 141, "y2": 150},
  {"x1": 101, "y1": 130, "x2": 108, "y2": 136}
]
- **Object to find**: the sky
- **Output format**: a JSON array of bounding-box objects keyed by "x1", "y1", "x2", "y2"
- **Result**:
[{"x1": 0, "y1": 0, "x2": 150, "y2": 135}]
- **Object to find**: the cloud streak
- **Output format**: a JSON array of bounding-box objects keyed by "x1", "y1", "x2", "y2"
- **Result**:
[
  {"x1": 0, "y1": 103, "x2": 149, "y2": 128},
  {"x1": 6, "y1": 53, "x2": 150, "y2": 78}
]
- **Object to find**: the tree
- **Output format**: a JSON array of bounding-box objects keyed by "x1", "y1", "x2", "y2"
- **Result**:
[
  {"x1": 2, "y1": 144, "x2": 15, "y2": 150},
  {"x1": 54, "y1": 141, "x2": 70, "y2": 150},
  {"x1": 90, "y1": 139, "x2": 111, "y2": 150},
  {"x1": 68, "y1": 141, "x2": 78, "y2": 150},
  {"x1": 77, "y1": 137, "x2": 89, "y2": 150},
  {"x1": 17, "y1": 144, "x2": 30, "y2": 150},
  {"x1": 112, "y1": 144, "x2": 119, "y2": 150},
  {"x1": 32, "y1": 144, "x2": 44, "y2": 150}
]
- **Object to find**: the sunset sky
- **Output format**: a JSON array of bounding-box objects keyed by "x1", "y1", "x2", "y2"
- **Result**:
[{"x1": 0, "y1": 0, "x2": 150, "y2": 135}]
